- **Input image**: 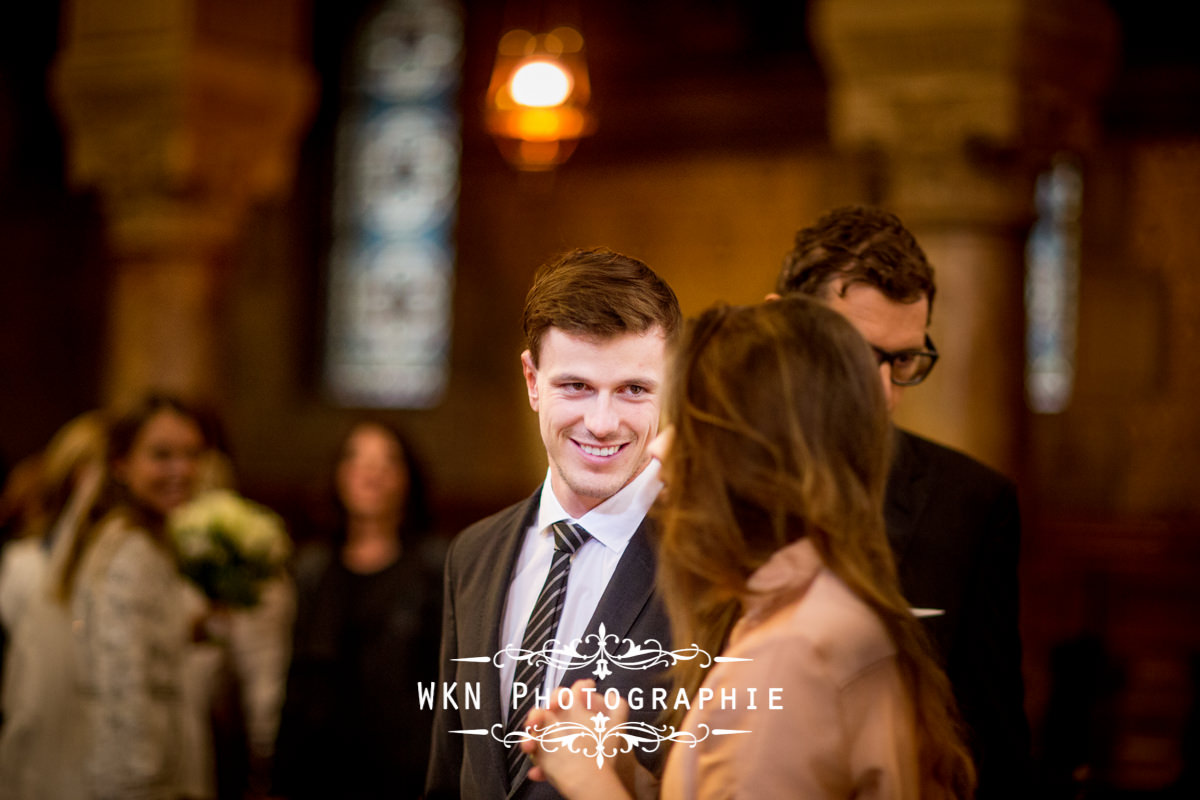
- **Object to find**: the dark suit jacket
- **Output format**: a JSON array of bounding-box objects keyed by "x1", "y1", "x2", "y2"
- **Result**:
[
  {"x1": 886, "y1": 427, "x2": 1031, "y2": 799},
  {"x1": 425, "y1": 490, "x2": 671, "y2": 800}
]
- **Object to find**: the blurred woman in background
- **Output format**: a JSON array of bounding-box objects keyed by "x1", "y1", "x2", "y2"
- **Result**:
[
  {"x1": 0, "y1": 410, "x2": 107, "y2": 800},
  {"x1": 272, "y1": 419, "x2": 442, "y2": 799},
  {"x1": 66, "y1": 393, "x2": 209, "y2": 799},
  {"x1": 0, "y1": 409, "x2": 106, "y2": 651}
]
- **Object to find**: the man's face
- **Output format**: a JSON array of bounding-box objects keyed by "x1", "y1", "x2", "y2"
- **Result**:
[
  {"x1": 824, "y1": 281, "x2": 930, "y2": 414},
  {"x1": 522, "y1": 326, "x2": 667, "y2": 518}
]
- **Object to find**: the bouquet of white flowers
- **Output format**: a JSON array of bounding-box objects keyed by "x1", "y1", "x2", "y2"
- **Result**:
[{"x1": 169, "y1": 489, "x2": 292, "y2": 608}]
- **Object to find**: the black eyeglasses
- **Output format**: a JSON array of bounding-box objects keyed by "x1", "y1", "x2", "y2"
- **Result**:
[{"x1": 870, "y1": 335, "x2": 939, "y2": 386}]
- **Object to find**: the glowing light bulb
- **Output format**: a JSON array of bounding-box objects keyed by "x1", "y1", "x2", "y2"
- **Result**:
[{"x1": 509, "y1": 60, "x2": 572, "y2": 107}]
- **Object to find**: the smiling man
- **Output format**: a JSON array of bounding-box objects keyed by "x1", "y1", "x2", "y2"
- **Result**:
[{"x1": 426, "y1": 248, "x2": 681, "y2": 800}]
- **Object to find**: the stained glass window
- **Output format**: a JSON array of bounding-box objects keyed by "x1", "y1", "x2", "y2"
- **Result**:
[
  {"x1": 324, "y1": 0, "x2": 463, "y2": 408},
  {"x1": 1025, "y1": 155, "x2": 1082, "y2": 414}
]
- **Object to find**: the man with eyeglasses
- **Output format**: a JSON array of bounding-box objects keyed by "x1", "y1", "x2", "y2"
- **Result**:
[{"x1": 772, "y1": 205, "x2": 1030, "y2": 800}]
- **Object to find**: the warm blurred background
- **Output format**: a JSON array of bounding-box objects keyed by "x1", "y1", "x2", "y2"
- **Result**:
[{"x1": 1, "y1": 0, "x2": 1198, "y2": 796}]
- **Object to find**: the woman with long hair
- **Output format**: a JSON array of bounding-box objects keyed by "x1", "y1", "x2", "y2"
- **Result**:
[
  {"x1": 523, "y1": 296, "x2": 975, "y2": 798},
  {"x1": 272, "y1": 419, "x2": 441, "y2": 799},
  {"x1": 67, "y1": 392, "x2": 209, "y2": 799},
  {"x1": 0, "y1": 410, "x2": 107, "y2": 800},
  {"x1": 0, "y1": 409, "x2": 106, "y2": 636}
]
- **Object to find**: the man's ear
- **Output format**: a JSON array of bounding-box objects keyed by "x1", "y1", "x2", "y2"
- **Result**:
[{"x1": 521, "y1": 350, "x2": 539, "y2": 411}]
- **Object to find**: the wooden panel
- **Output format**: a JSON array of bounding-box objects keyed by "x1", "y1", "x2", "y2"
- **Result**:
[{"x1": 1023, "y1": 515, "x2": 1200, "y2": 792}]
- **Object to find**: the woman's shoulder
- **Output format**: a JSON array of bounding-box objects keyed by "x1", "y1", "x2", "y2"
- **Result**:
[
  {"x1": 737, "y1": 568, "x2": 897, "y2": 687},
  {"x1": 0, "y1": 536, "x2": 48, "y2": 627}
]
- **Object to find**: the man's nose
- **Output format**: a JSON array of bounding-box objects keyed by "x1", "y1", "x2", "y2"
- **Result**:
[{"x1": 584, "y1": 394, "x2": 620, "y2": 438}]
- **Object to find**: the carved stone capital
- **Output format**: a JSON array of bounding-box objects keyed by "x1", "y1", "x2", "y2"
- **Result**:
[
  {"x1": 812, "y1": 0, "x2": 1119, "y2": 165},
  {"x1": 49, "y1": 0, "x2": 318, "y2": 404},
  {"x1": 50, "y1": 0, "x2": 317, "y2": 257}
]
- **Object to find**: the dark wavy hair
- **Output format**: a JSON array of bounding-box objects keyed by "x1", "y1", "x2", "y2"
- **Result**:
[
  {"x1": 655, "y1": 296, "x2": 974, "y2": 799},
  {"x1": 331, "y1": 419, "x2": 432, "y2": 545},
  {"x1": 777, "y1": 205, "x2": 936, "y2": 322}
]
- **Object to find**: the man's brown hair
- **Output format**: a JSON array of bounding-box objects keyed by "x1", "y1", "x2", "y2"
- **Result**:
[
  {"x1": 522, "y1": 247, "x2": 682, "y2": 365},
  {"x1": 777, "y1": 205, "x2": 936, "y2": 321}
]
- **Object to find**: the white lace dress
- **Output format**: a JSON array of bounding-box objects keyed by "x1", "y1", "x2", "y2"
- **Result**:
[{"x1": 71, "y1": 514, "x2": 190, "y2": 800}]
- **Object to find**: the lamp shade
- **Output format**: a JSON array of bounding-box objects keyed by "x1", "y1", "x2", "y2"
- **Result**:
[{"x1": 484, "y1": 26, "x2": 595, "y2": 170}]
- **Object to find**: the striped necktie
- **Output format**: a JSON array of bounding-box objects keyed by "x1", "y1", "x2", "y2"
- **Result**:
[{"x1": 505, "y1": 520, "x2": 592, "y2": 786}]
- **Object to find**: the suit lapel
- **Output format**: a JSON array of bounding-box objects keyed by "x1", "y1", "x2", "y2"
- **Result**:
[
  {"x1": 509, "y1": 516, "x2": 660, "y2": 797},
  {"x1": 884, "y1": 426, "x2": 931, "y2": 567},
  {"x1": 471, "y1": 493, "x2": 540, "y2": 794},
  {"x1": 480, "y1": 491, "x2": 540, "y2": 654}
]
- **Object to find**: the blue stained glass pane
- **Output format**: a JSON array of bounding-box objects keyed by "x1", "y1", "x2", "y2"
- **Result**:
[
  {"x1": 1025, "y1": 157, "x2": 1082, "y2": 414},
  {"x1": 325, "y1": 0, "x2": 463, "y2": 408}
]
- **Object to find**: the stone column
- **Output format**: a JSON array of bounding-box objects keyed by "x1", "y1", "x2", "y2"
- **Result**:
[
  {"x1": 811, "y1": 0, "x2": 1117, "y2": 473},
  {"x1": 51, "y1": 0, "x2": 316, "y2": 407}
]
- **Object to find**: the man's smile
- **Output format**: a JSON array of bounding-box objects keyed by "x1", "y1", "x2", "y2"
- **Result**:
[{"x1": 577, "y1": 442, "x2": 625, "y2": 458}]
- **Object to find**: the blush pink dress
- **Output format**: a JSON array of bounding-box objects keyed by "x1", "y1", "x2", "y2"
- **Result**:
[{"x1": 661, "y1": 538, "x2": 920, "y2": 799}]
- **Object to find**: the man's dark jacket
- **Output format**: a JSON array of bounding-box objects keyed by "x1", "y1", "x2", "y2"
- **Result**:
[
  {"x1": 886, "y1": 427, "x2": 1031, "y2": 799},
  {"x1": 425, "y1": 490, "x2": 670, "y2": 800}
]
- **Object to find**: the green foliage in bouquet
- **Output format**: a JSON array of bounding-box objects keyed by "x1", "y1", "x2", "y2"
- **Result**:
[{"x1": 169, "y1": 489, "x2": 292, "y2": 608}]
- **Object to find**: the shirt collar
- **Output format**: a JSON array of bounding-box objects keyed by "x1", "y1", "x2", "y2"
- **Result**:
[{"x1": 536, "y1": 459, "x2": 662, "y2": 553}]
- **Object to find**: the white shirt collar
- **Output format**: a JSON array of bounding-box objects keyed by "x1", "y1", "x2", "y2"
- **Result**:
[{"x1": 535, "y1": 459, "x2": 662, "y2": 554}]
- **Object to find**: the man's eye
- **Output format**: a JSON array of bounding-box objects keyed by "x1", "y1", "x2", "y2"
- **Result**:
[
  {"x1": 893, "y1": 353, "x2": 917, "y2": 367},
  {"x1": 563, "y1": 382, "x2": 587, "y2": 392},
  {"x1": 626, "y1": 385, "x2": 647, "y2": 396}
]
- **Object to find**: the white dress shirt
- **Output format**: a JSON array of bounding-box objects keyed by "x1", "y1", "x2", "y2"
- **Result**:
[{"x1": 498, "y1": 460, "x2": 662, "y2": 717}]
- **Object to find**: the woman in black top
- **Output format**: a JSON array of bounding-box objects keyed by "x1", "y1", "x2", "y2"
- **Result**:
[{"x1": 273, "y1": 420, "x2": 442, "y2": 799}]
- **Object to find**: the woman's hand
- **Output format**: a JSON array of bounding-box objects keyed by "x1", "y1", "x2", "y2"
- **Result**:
[{"x1": 519, "y1": 679, "x2": 635, "y2": 800}]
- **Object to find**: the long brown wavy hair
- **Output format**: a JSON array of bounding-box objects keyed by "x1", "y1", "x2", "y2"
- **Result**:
[{"x1": 654, "y1": 295, "x2": 975, "y2": 799}]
